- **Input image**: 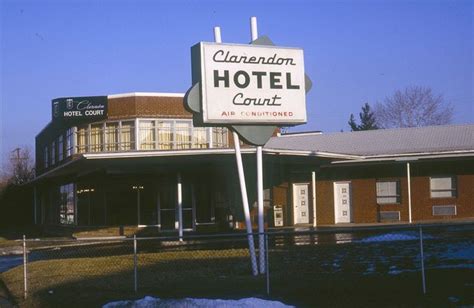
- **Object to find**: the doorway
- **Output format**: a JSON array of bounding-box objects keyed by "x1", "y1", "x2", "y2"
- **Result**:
[
  {"x1": 293, "y1": 183, "x2": 310, "y2": 224},
  {"x1": 333, "y1": 182, "x2": 352, "y2": 223}
]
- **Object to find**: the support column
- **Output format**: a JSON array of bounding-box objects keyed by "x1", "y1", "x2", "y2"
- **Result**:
[
  {"x1": 407, "y1": 162, "x2": 412, "y2": 223},
  {"x1": 312, "y1": 171, "x2": 317, "y2": 228},
  {"x1": 177, "y1": 173, "x2": 183, "y2": 240}
]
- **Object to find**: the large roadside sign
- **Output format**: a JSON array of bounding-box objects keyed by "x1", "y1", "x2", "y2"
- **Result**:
[{"x1": 193, "y1": 42, "x2": 307, "y2": 125}]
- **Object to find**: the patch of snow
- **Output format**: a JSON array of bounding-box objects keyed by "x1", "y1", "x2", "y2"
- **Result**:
[
  {"x1": 388, "y1": 266, "x2": 402, "y2": 275},
  {"x1": 448, "y1": 296, "x2": 460, "y2": 303},
  {"x1": 439, "y1": 245, "x2": 474, "y2": 261},
  {"x1": 359, "y1": 232, "x2": 433, "y2": 243},
  {"x1": 103, "y1": 296, "x2": 294, "y2": 308},
  {"x1": 0, "y1": 255, "x2": 23, "y2": 273},
  {"x1": 364, "y1": 264, "x2": 375, "y2": 275}
]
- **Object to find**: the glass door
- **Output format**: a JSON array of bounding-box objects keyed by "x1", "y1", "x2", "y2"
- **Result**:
[{"x1": 159, "y1": 184, "x2": 176, "y2": 230}]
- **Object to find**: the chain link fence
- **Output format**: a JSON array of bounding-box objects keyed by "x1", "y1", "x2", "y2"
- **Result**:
[{"x1": 1, "y1": 223, "x2": 472, "y2": 307}]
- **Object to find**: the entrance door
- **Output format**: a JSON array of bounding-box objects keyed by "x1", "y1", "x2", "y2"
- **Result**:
[
  {"x1": 158, "y1": 182, "x2": 196, "y2": 231},
  {"x1": 293, "y1": 183, "x2": 309, "y2": 224},
  {"x1": 334, "y1": 182, "x2": 352, "y2": 223},
  {"x1": 181, "y1": 183, "x2": 196, "y2": 231}
]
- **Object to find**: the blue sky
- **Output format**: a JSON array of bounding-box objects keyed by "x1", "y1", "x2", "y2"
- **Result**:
[{"x1": 1, "y1": 0, "x2": 472, "y2": 168}]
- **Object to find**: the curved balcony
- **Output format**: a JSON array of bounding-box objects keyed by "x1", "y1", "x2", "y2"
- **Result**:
[{"x1": 41, "y1": 118, "x2": 229, "y2": 171}]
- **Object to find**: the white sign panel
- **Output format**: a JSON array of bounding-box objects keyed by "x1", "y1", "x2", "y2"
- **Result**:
[{"x1": 198, "y1": 42, "x2": 307, "y2": 124}]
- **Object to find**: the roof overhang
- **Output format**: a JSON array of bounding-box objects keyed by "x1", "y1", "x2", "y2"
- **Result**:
[
  {"x1": 82, "y1": 148, "x2": 256, "y2": 160},
  {"x1": 327, "y1": 150, "x2": 474, "y2": 166}
]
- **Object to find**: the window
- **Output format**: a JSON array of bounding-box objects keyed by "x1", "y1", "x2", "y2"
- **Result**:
[
  {"x1": 192, "y1": 127, "x2": 208, "y2": 148},
  {"x1": 157, "y1": 121, "x2": 173, "y2": 150},
  {"x1": 139, "y1": 120, "x2": 156, "y2": 150},
  {"x1": 175, "y1": 121, "x2": 191, "y2": 149},
  {"x1": 58, "y1": 135, "x2": 64, "y2": 161},
  {"x1": 430, "y1": 176, "x2": 456, "y2": 198},
  {"x1": 376, "y1": 180, "x2": 400, "y2": 204},
  {"x1": 43, "y1": 145, "x2": 49, "y2": 168},
  {"x1": 66, "y1": 128, "x2": 74, "y2": 156},
  {"x1": 90, "y1": 124, "x2": 103, "y2": 152},
  {"x1": 77, "y1": 125, "x2": 88, "y2": 153},
  {"x1": 69, "y1": 119, "x2": 229, "y2": 154},
  {"x1": 51, "y1": 140, "x2": 56, "y2": 165},
  {"x1": 212, "y1": 127, "x2": 228, "y2": 148},
  {"x1": 120, "y1": 121, "x2": 135, "y2": 150},
  {"x1": 105, "y1": 122, "x2": 119, "y2": 151},
  {"x1": 59, "y1": 183, "x2": 75, "y2": 225}
]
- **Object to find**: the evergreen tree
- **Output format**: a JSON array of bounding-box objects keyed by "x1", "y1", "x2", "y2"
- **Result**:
[
  {"x1": 348, "y1": 114, "x2": 359, "y2": 131},
  {"x1": 348, "y1": 103, "x2": 379, "y2": 131}
]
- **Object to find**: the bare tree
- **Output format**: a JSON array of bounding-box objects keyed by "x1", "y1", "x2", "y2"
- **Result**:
[
  {"x1": 8, "y1": 147, "x2": 35, "y2": 185},
  {"x1": 375, "y1": 86, "x2": 453, "y2": 128}
]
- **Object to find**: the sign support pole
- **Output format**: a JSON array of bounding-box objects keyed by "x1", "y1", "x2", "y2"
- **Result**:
[
  {"x1": 407, "y1": 162, "x2": 412, "y2": 223},
  {"x1": 214, "y1": 26, "x2": 258, "y2": 276},
  {"x1": 250, "y1": 16, "x2": 266, "y2": 275}
]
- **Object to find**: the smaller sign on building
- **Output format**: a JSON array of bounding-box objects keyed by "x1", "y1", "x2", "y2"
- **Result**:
[
  {"x1": 52, "y1": 96, "x2": 108, "y2": 124},
  {"x1": 192, "y1": 42, "x2": 307, "y2": 125}
]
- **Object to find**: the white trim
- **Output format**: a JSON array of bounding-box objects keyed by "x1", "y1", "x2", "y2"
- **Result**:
[
  {"x1": 263, "y1": 148, "x2": 363, "y2": 160},
  {"x1": 279, "y1": 131, "x2": 323, "y2": 137},
  {"x1": 83, "y1": 148, "x2": 257, "y2": 159},
  {"x1": 368, "y1": 150, "x2": 474, "y2": 159},
  {"x1": 330, "y1": 151, "x2": 474, "y2": 165},
  {"x1": 107, "y1": 92, "x2": 184, "y2": 99}
]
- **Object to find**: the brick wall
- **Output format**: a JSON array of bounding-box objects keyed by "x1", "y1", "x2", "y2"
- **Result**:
[
  {"x1": 108, "y1": 95, "x2": 192, "y2": 119},
  {"x1": 273, "y1": 159, "x2": 474, "y2": 226}
]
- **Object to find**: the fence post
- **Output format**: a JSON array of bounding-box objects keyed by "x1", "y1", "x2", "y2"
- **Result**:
[
  {"x1": 23, "y1": 235, "x2": 27, "y2": 299},
  {"x1": 419, "y1": 226, "x2": 426, "y2": 294},
  {"x1": 134, "y1": 235, "x2": 138, "y2": 293},
  {"x1": 265, "y1": 233, "x2": 270, "y2": 296}
]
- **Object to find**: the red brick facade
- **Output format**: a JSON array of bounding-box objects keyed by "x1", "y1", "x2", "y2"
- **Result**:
[{"x1": 270, "y1": 159, "x2": 474, "y2": 226}]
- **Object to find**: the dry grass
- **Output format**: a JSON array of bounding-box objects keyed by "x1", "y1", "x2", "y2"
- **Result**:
[{"x1": 1, "y1": 248, "x2": 262, "y2": 308}]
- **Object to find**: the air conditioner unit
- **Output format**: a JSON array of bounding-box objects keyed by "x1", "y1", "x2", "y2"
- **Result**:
[
  {"x1": 432, "y1": 205, "x2": 457, "y2": 216},
  {"x1": 379, "y1": 211, "x2": 400, "y2": 222}
]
